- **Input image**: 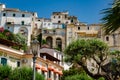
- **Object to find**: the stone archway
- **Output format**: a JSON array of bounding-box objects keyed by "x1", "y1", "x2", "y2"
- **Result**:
[
  {"x1": 56, "y1": 38, "x2": 62, "y2": 51},
  {"x1": 46, "y1": 36, "x2": 53, "y2": 48}
]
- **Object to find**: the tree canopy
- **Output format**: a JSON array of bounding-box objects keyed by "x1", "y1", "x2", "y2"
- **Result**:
[{"x1": 64, "y1": 39, "x2": 120, "y2": 80}]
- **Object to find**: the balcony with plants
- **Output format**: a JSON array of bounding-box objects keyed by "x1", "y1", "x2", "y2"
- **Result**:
[{"x1": 0, "y1": 27, "x2": 27, "y2": 52}]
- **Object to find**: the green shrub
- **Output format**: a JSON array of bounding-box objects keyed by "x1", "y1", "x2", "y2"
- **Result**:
[
  {"x1": 0, "y1": 65, "x2": 45, "y2": 80},
  {"x1": 64, "y1": 73, "x2": 93, "y2": 80},
  {"x1": 0, "y1": 65, "x2": 12, "y2": 80},
  {"x1": 9, "y1": 67, "x2": 45, "y2": 80}
]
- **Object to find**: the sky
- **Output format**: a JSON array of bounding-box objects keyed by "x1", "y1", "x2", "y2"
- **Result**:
[{"x1": 0, "y1": 0, "x2": 112, "y2": 24}]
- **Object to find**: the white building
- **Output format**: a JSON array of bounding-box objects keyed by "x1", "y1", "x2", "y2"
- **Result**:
[
  {"x1": 0, "y1": 40, "x2": 63, "y2": 80},
  {"x1": 51, "y1": 11, "x2": 78, "y2": 24},
  {"x1": 0, "y1": 4, "x2": 35, "y2": 46}
]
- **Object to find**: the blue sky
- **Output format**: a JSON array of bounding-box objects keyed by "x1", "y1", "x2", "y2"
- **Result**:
[{"x1": 0, "y1": 0, "x2": 112, "y2": 24}]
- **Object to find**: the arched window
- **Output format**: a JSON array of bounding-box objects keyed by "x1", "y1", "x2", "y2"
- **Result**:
[
  {"x1": 56, "y1": 38, "x2": 62, "y2": 51},
  {"x1": 106, "y1": 36, "x2": 109, "y2": 41},
  {"x1": 46, "y1": 36, "x2": 53, "y2": 48},
  {"x1": 19, "y1": 27, "x2": 28, "y2": 37}
]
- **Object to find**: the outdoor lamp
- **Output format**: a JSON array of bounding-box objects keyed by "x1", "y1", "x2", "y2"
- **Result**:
[
  {"x1": 31, "y1": 38, "x2": 39, "y2": 80},
  {"x1": 31, "y1": 38, "x2": 39, "y2": 56}
]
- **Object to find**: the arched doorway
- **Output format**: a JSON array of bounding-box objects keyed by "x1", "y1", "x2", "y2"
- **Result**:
[
  {"x1": 46, "y1": 36, "x2": 53, "y2": 48},
  {"x1": 56, "y1": 38, "x2": 62, "y2": 51}
]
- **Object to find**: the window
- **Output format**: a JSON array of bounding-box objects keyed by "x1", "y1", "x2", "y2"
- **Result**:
[
  {"x1": 1, "y1": 58, "x2": 7, "y2": 66},
  {"x1": 17, "y1": 61, "x2": 20, "y2": 67},
  {"x1": 13, "y1": 13, "x2": 16, "y2": 17},
  {"x1": 106, "y1": 36, "x2": 109, "y2": 41},
  {"x1": 21, "y1": 21, "x2": 24, "y2": 25},
  {"x1": 78, "y1": 27, "x2": 80, "y2": 30},
  {"x1": 58, "y1": 16, "x2": 61, "y2": 18},
  {"x1": 44, "y1": 23, "x2": 46, "y2": 26},
  {"x1": 3, "y1": 13, "x2": 6, "y2": 16},
  {"x1": 87, "y1": 26, "x2": 89, "y2": 30},
  {"x1": 32, "y1": 13, "x2": 34, "y2": 16},
  {"x1": 58, "y1": 21, "x2": 61, "y2": 23},
  {"x1": 66, "y1": 21, "x2": 68, "y2": 24},
  {"x1": 48, "y1": 23, "x2": 50, "y2": 26},
  {"x1": 43, "y1": 30, "x2": 47, "y2": 33},
  {"x1": 71, "y1": 19, "x2": 73, "y2": 23},
  {"x1": 22, "y1": 14, "x2": 25, "y2": 17},
  {"x1": 7, "y1": 22, "x2": 12, "y2": 24},
  {"x1": 7, "y1": 27, "x2": 10, "y2": 29},
  {"x1": 65, "y1": 15, "x2": 67, "y2": 18},
  {"x1": 53, "y1": 30, "x2": 56, "y2": 34}
]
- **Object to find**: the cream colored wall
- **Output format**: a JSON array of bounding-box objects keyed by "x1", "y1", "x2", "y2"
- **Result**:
[
  {"x1": 100, "y1": 28, "x2": 120, "y2": 50},
  {"x1": 0, "y1": 51, "x2": 21, "y2": 68}
]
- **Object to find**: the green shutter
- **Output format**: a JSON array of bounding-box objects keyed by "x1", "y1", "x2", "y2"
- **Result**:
[{"x1": 1, "y1": 58, "x2": 7, "y2": 65}]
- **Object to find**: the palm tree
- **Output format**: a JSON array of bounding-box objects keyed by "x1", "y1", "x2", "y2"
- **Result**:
[{"x1": 101, "y1": 0, "x2": 120, "y2": 34}]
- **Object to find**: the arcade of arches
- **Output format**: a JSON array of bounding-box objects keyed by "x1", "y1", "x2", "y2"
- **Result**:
[{"x1": 45, "y1": 36, "x2": 63, "y2": 51}]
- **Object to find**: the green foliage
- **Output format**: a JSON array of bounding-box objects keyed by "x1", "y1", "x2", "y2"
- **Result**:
[
  {"x1": 61, "y1": 65, "x2": 105, "y2": 80},
  {"x1": 0, "y1": 65, "x2": 45, "y2": 80},
  {"x1": 0, "y1": 65, "x2": 11, "y2": 80},
  {"x1": 14, "y1": 33, "x2": 27, "y2": 45},
  {"x1": 64, "y1": 39, "x2": 118, "y2": 79},
  {"x1": 42, "y1": 39, "x2": 47, "y2": 44},
  {"x1": 61, "y1": 66, "x2": 85, "y2": 80},
  {"x1": 0, "y1": 33, "x2": 7, "y2": 39},
  {"x1": 13, "y1": 33, "x2": 28, "y2": 51},
  {"x1": 55, "y1": 47, "x2": 61, "y2": 51},
  {"x1": 64, "y1": 39, "x2": 108, "y2": 63},
  {"x1": 10, "y1": 67, "x2": 32, "y2": 80},
  {"x1": 0, "y1": 29, "x2": 28, "y2": 51},
  {"x1": 98, "y1": 77, "x2": 105, "y2": 80},
  {"x1": 64, "y1": 73, "x2": 93, "y2": 80}
]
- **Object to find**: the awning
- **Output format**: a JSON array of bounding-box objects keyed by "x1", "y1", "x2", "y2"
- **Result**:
[
  {"x1": 53, "y1": 69, "x2": 63, "y2": 75},
  {"x1": 48, "y1": 66, "x2": 54, "y2": 71},
  {"x1": 35, "y1": 63, "x2": 41, "y2": 69},
  {"x1": 53, "y1": 69, "x2": 58, "y2": 73},
  {"x1": 41, "y1": 66, "x2": 48, "y2": 72},
  {"x1": 58, "y1": 71, "x2": 63, "y2": 75}
]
